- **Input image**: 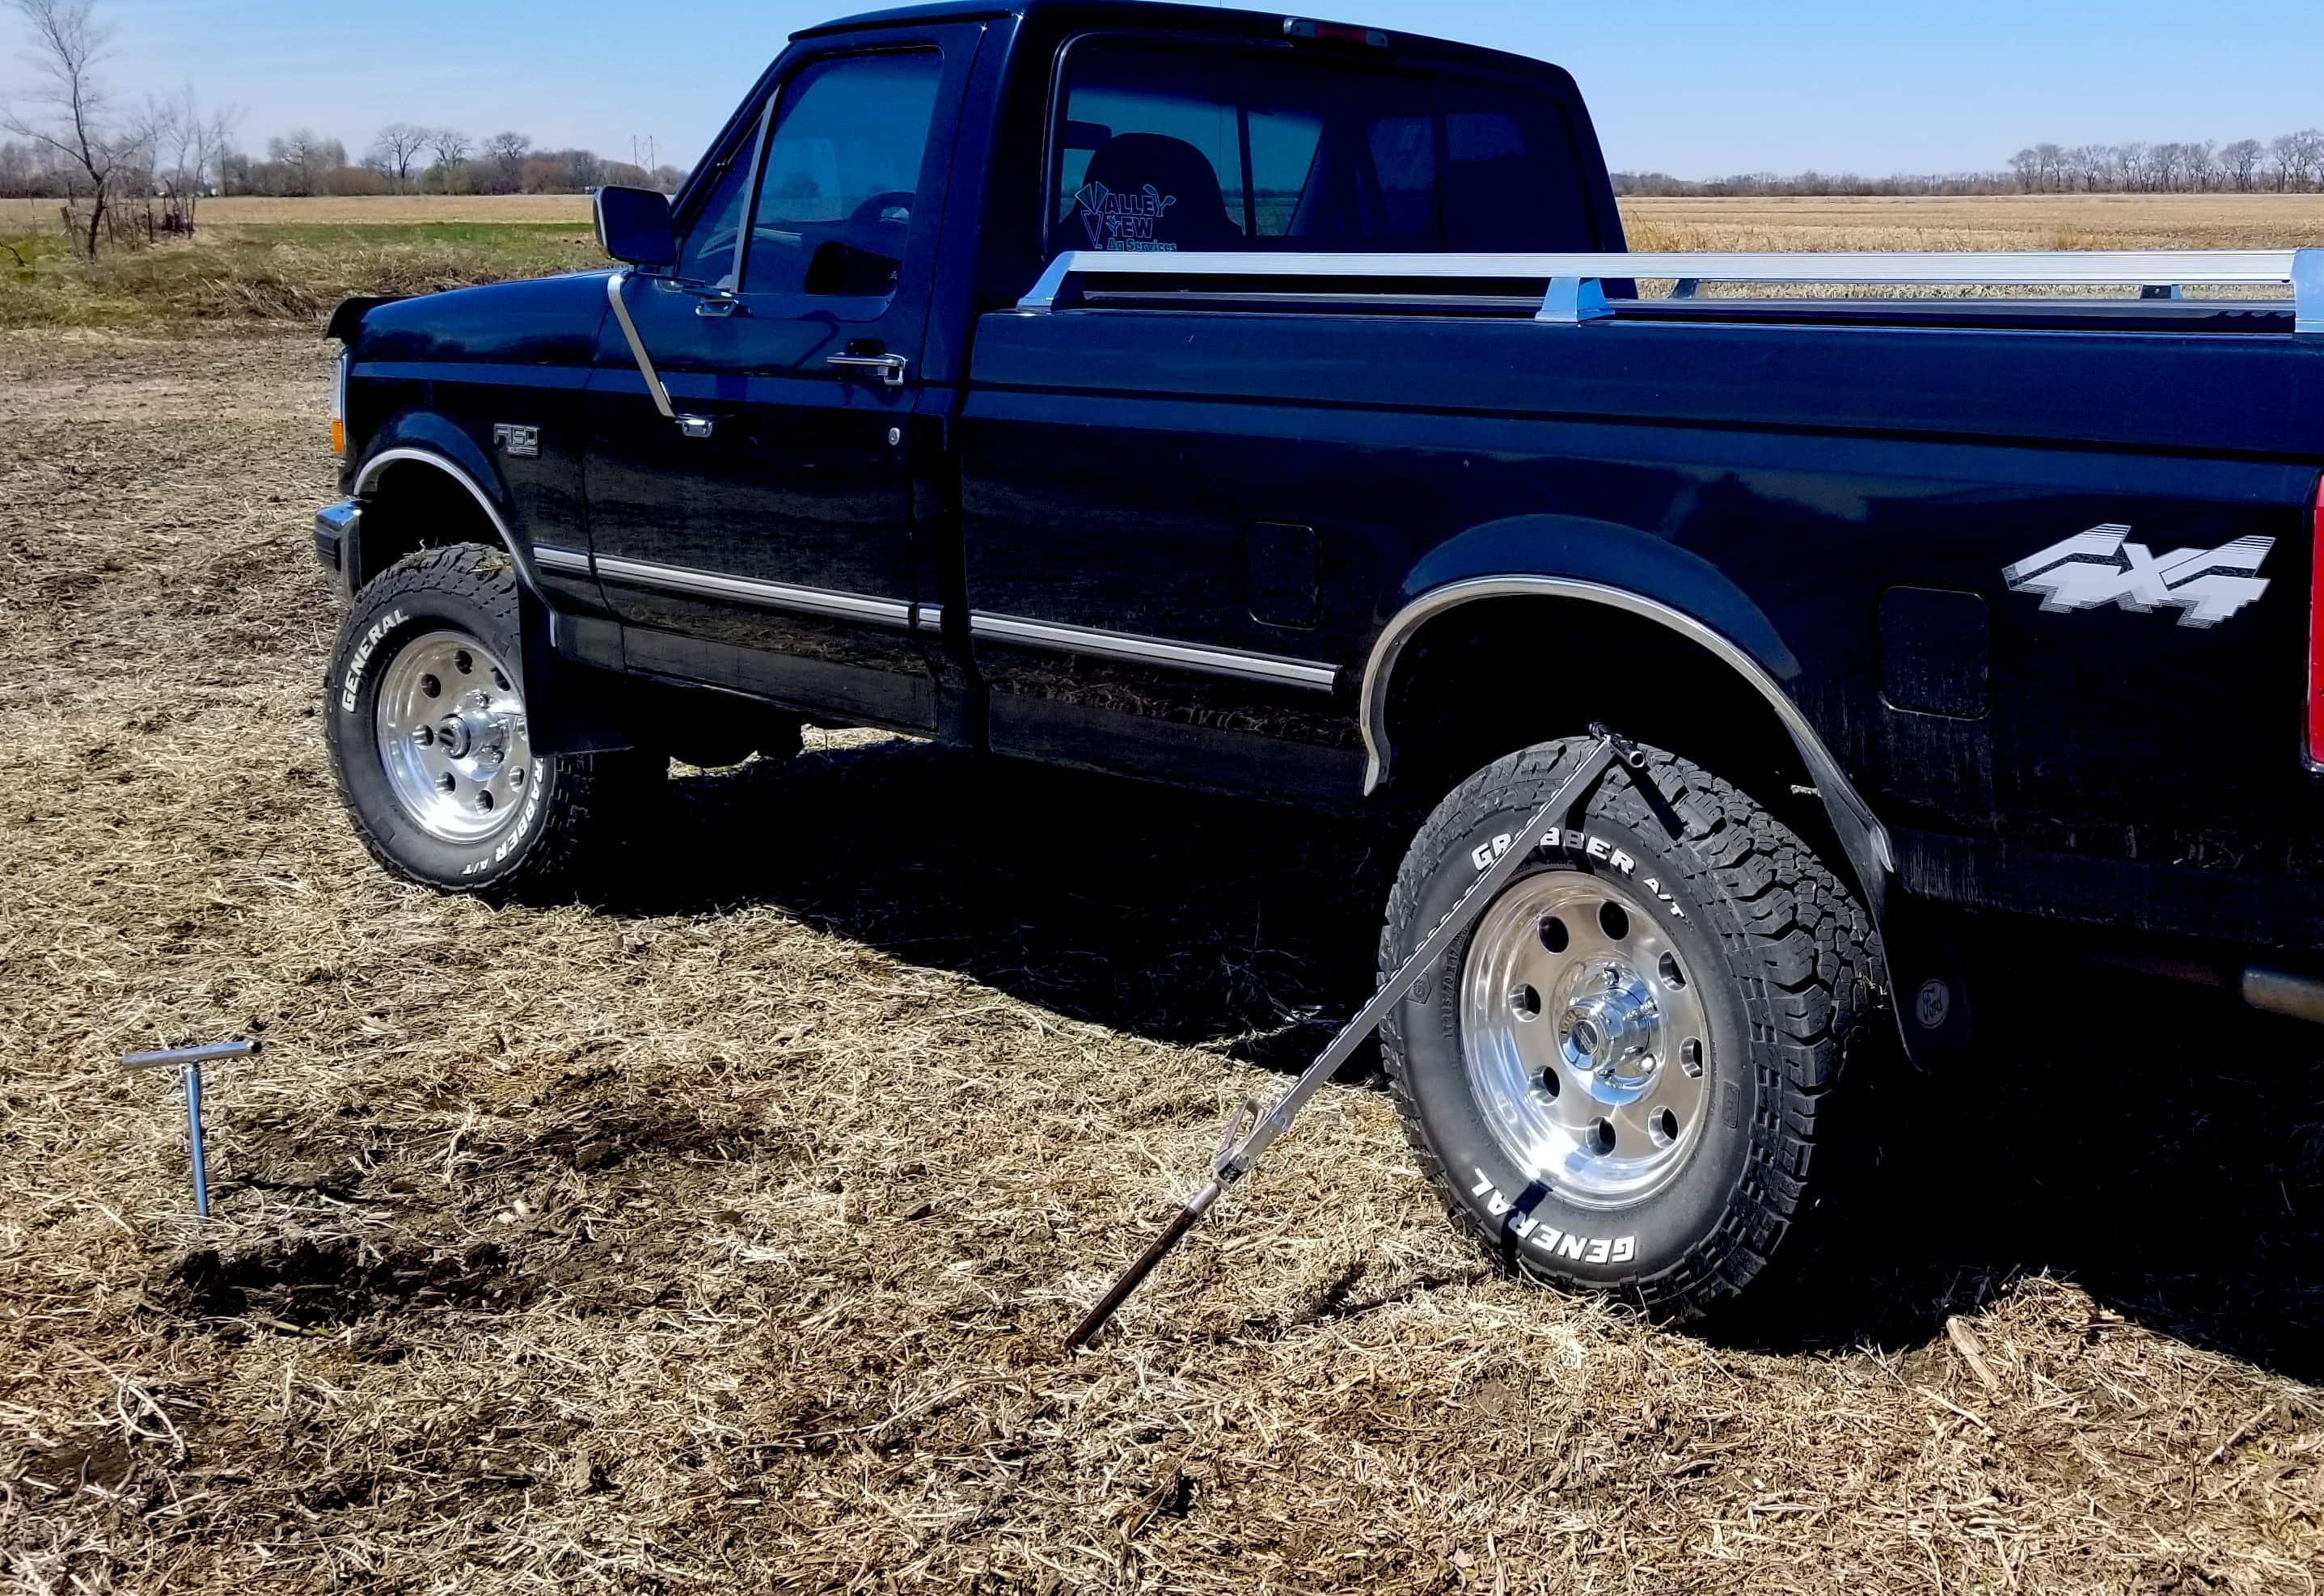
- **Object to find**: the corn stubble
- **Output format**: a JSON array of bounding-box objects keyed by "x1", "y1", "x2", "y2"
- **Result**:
[{"x1": 2, "y1": 209, "x2": 2323, "y2": 1592}]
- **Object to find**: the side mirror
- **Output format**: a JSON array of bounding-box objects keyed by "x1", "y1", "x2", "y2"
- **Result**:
[{"x1": 594, "y1": 185, "x2": 677, "y2": 268}]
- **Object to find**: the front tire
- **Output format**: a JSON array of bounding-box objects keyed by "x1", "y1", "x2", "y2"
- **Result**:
[
  {"x1": 1380, "y1": 737, "x2": 1881, "y2": 1318},
  {"x1": 324, "y1": 543, "x2": 649, "y2": 897}
]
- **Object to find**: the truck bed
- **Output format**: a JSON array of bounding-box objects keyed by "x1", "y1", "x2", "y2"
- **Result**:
[{"x1": 958, "y1": 245, "x2": 2324, "y2": 944}]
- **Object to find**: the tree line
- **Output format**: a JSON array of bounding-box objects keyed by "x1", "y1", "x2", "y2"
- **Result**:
[
  {"x1": 209, "y1": 126, "x2": 684, "y2": 199},
  {"x1": 0, "y1": 0, "x2": 682, "y2": 258},
  {"x1": 1619, "y1": 129, "x2": 2324, "y2": 199},
  {"x1": 0, "y1": 123, "x2": 683, "y2": 203}
]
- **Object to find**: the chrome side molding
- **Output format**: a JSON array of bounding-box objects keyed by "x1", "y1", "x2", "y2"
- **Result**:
[
  {"x1": 592, "y1": 553, "x2": 915, "y2": 627},
  {"x1": 967, "y1": 611, "x2": 1338, "y2": 690},
  {"x1": 1017, "y1": 247, "x2": 2322, "y2": 332},
  {"x1": 539, "y1": 555, "x2": 1341, "y2": 690},
  {"x1": 532, "y1": 545, "x2": 592, "y2": 576}
]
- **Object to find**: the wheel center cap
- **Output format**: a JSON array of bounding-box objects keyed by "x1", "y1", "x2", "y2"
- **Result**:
[
  {"x1": 1561, "y1": 971, "x2": 1661, "y2": 1091},
  {"x1": 436, "y1": 703, "x2": 510, "y2": 769}
]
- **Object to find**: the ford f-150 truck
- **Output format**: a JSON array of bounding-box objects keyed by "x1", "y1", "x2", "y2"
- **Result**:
[{"x1": 312, "y1": 0, "x2": 2324, "y2": 1316}]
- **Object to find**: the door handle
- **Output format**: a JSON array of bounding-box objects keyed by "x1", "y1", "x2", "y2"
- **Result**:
[
  {"x1": 826, "y1": 353, "x2": 909, "y2": 388},
  {"x1": 693, "y1": 291, "x2": 742, "y2": 319}
]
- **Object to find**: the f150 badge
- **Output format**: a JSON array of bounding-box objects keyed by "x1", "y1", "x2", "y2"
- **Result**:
[
  {"x1": 2004, "y1": 525, "x2": 2272, "y2": 628},
  {"x1": 492, "y1": 424, "x2": 539, "y2": 458}
]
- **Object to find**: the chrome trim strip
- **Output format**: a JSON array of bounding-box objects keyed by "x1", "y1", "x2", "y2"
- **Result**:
[
  {"x1": 968, "y1": 611, "x2": 1338, "y2": 690},
  {"x1": 533, "y1": 546, "x2": 592, "y2": 576},
  {"x1": 605, "y1": 269, "x2": 677, "y2": 419},
  {"x1": 1358, "y1": 576, "x2": 1891, "y2": 872},
  {"x1": 1019, "y1": 248, "x2": 2317, "y2": 328},
  {"x1": 592, "y1": 553, "x2": 915, "y2": 627},
  {"x1": 351, "y1": 447, "x2": 538, "y2": 589}
]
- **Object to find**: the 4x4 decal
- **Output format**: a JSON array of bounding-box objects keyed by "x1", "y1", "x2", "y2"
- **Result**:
[{"x1": 2004, "y1": 524, "x2": 2273, "y2": 628}]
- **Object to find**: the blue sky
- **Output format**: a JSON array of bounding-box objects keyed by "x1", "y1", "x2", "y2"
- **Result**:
[{"x1": 73, "y1": 0, "x2": 2324, "y2": 179}]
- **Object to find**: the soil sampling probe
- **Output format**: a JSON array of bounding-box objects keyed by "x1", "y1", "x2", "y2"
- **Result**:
[
  {"x1": 121, "y1": 1038, "x2": 260, "y2": 1218},
  {"x1": 1065, "y1": 726, "x2": 1648, "y2": 1352}
]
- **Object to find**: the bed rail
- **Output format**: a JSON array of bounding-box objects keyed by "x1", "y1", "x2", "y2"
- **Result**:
[{"x1": 1016, "y1": 248, "x2": 2324, "y2": 334}]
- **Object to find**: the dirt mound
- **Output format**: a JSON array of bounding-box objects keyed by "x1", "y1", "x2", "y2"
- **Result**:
[{"x1": 163, "y1": 1237, "x2": 524, "y2": 1328}]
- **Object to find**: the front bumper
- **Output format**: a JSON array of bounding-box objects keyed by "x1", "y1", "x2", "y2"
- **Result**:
[{"x1": 314, "y1": 500, "x2": 359, "y2": 593}]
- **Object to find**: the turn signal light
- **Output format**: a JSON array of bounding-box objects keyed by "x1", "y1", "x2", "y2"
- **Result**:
[{"x1": 2309, "y1": 475, "x2": 2324, "y2": 765}]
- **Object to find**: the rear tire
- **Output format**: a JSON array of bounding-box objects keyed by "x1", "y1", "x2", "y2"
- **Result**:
[
  {"x1": 324, "y1": 543, "x2": 655, "y2": 897},
  {"x1": 1380, "y1": 737, "x2": 1881, "y2": 1318}
]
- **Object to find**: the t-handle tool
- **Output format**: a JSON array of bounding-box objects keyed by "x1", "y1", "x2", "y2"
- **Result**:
[
  {"x1": 1064, "y1": 726, "x2": 1646, "y2": 1352},
  {"x1": 123, "y1": 1038, "x2": 260, "y2": 1218}
]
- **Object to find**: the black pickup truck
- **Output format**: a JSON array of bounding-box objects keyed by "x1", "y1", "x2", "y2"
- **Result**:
[{"x1": 313, "y1": 0, "x2": 2324, "y2": 1315}]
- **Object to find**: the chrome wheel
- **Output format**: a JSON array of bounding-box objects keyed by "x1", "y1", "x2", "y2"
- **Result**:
[
  {"x1": 1458, "y1": 872, "x2": 1711, "y2": 1209},
  {"x1": 372, "y1": 629, "x2": 534, "y2": 845}
]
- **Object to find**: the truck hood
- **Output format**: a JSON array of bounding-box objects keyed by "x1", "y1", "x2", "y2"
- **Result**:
[{"x1": 345, "y1": 271, "x2": 612, "y2": 368}]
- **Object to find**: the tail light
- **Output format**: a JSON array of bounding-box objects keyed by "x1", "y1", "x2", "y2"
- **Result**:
[{"x1": 2309, "y1": 475, "x2": 2324, "y2": 764}]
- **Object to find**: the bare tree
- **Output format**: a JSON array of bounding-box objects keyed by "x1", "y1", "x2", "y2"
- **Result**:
[
  {"x1": 2182, "y1": 139, "x2": 2217, "y2": 192},
  {"x1": 2220, "y1": 138, "x2": 2265, "y2": 192},
  {"x1": 142, "y1": 85, "x2": 237, "y2": 232},
  {"x1": 2268, "y1": 131, "x2": 2323, "y2": 192},
  {"x1": 2289, "y1": 129, "x2": 2324, "y2": 191},
  {"x1": 2, "y1": 0, "x2": 137, "y2": 256},
  {"x1": 559, "y1": 146, "x2": 602, "y2": 190},
  {"x1": 266, "y1": 127, "x2": 341, "y2": 195},
  {"x1": 425, "y1": 126, "x2": 470, "y2": 192},
  {"x1": 481, "y1": 129, "x2": 529, "y2": 192},
  {"x1": 366, "y1": 120, "x2": 427, "y2": 192}
]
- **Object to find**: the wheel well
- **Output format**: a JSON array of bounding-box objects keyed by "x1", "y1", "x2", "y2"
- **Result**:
[
  {"x1": 1375, "y1": 594, "x2": 1833, "y2": 844},
  {"x1": 353, "y1": 458, "x2": 510, "y2": 591}
]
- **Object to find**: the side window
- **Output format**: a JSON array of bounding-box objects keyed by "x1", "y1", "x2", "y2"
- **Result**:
[
  {"x1": 1246, "y1": 103, "x2": 1322, "y2": 237},
  {"x1": 1435, "y1": 84, "x2": 1595, "y2": 251},
  {"x1": 742, "y1": 51, "x2": 944, "y2": 298},
  {"x1": 1056, "y1": 46, "x2": 1248, "y2": 251},
  {"x1": 677, "y1": 158, "x2": 751, "y2": 285},
  {"x1": 1048, "y1": 41, "x2": 1599, "y2": 257}
]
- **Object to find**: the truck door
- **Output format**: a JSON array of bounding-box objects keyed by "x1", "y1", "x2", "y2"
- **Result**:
[{"x1": 582, "y1": 27, "x2": 978, "y2": 734}]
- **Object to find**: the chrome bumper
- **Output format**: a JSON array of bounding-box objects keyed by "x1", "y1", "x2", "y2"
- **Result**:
[{"x1": 314, "y1": 500, "x2": 359, "y2": 593}]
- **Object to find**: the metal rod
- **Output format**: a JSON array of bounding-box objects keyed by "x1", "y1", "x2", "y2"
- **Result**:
[
  {"x1": 1064, "y1": 728, "x2": 1646, "y2": 1351},
  {"x1": 122, "y1": 1039, "x2": 257, "y2": 1218},
  {"x1": 123, "y1": 1039, "x2": 261, "y2": 1070},
  {"x1": 1018, "y1": 247, "x2": 2322, "y2": 335},
  {"x1": 184, "y1": 1064, "x2": 210, "y2": 1218}
]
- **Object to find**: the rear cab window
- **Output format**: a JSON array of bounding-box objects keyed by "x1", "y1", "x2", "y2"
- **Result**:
[{"x1": 1047, "y1": 37, "x2": 1601, "y2": 260}]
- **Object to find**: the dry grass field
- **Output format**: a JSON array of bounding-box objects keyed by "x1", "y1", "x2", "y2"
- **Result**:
[
  {"x1": 0, "y1": 194, "x2": 594, "y2": 232},
  {"x1": 1621, "y1": 192, "x2": 2324, "y2": 251},
  {"x1": 2, "y1": 201, "x2": 2323, "y2": 1593}
]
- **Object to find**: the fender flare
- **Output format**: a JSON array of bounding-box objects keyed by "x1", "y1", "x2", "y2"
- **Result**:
[
  {"x1": 1358, "y1": 530, "x2": 1896, "y2": 918},
  {"x1": 349, "y1": 437, "x2": 543, "y2": 597}
]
